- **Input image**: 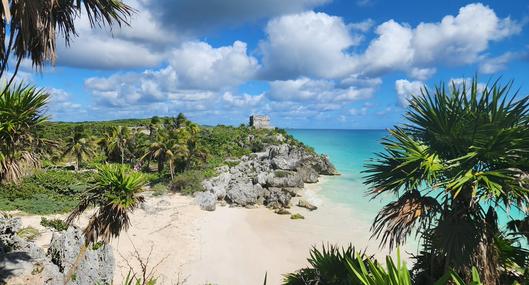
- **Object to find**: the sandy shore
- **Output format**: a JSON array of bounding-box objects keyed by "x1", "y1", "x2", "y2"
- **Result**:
[{"x1": 15, "y1": 177, "x2": 414, "y2": 285}]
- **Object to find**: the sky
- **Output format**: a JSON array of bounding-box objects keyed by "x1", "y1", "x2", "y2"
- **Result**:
[{"x1": 19, "y1": 0, "x2": 529, "y2": 129}]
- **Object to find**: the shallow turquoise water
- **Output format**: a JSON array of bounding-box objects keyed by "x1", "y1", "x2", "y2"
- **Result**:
[
  {"x1": 287, "y1": 129, "x2": 391, "y2": 222},
  {"x1": 288, "y1": 129, "x2": 525, "y2": 230}
]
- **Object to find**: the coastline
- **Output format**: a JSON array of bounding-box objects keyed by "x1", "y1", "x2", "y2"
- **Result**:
[{"x1": 10, "y1": 174, "x2": 413, "y2": 285}]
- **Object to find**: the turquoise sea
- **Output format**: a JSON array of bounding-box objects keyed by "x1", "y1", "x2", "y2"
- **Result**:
[
  {"x1": 288, "y1": 129, "x2": 524, "y2": 232},
  {"x1": 287, "y1": 129, "x2": 390, "y2": 222}
]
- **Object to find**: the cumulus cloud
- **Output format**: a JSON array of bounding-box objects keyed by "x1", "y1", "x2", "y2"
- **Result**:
[
  {"x1": 395, "y1": 79, "x2": 424, "y2": 107},
  {"x1": 361, "y1": 3, "x2": 522, "y2": 76},
  {"x1": 479, "y1": 51, "x2": 528, "y2": 74},
  {"x1": 56, "y1": 0, "x2": 180, "y2": 69},
  {"x1": 259, "y1": 11, "x2": 360, "y2": 79},
  {"x1": 46, "y1": 88, "x2": 82, "y2": 118},
  {"x1": 85, "y1": 41, "x2": 259, "y2": 107},
  {"x1": 267, "y1": 77, "x2": 376, "y2": 103}
]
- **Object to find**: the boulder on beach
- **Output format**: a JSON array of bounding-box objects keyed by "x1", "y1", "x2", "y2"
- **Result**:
[{"x1": 297, "y1": 199, "x2": 318, "y2": 211}]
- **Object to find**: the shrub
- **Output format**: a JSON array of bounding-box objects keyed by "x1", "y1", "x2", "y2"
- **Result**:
[
  {"x1": 0, "y1": 170, "x2": 88, "y2": 214},
  {"x1": 151, "y1": 183, "x2": 168, "y2": 196},
  {"x1": 40, "y1": 217, "x2": 68, "y2": 231},
  {"x1": 170, "y1": 170, "x2": 205, "y2": 195}
]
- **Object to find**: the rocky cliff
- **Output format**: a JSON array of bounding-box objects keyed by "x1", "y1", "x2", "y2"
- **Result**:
[{"x1": 196, "y1": 143, "x2": 338, "y2": 211}]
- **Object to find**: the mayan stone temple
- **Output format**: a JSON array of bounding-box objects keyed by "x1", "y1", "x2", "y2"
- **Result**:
[{"x1": 249, "y1": 114, "x2": 272, "y2": 129}]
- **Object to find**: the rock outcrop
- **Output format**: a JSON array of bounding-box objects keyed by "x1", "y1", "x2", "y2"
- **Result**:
[
  {"x1": 200, "y1": 143, "x2": 338, "y2": 210},
  {"x1": 48, "y1": 227, "x2": 114, "y2": 285},
  {"x1": 0, "y1": 217, "x2": 113, "y2": 285}
]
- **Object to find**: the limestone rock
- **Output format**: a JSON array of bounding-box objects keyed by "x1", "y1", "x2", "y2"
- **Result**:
[
  {"x1": 263, "y1": 187, "x2": 293, "y2": 209},
  {"x1": 267, "y1": 170, "x2": 304, "y2": 188},
  {"x1": 48, "y1": 227, "x2": 114, "y2": 285},
  {"x1": 274, "y1": 208, "x2": 291, "y2": 215},
  {"x1": 195, "y1": 191, "x2": 217, "y2": 211},
  {"x1": 297, "y1": 165, "x2": 319, "y2": 183},
  {"x1": 297, "y1": 199, "x2": 318, "y2": 211},
  {"x1": 226, "y1": 182, "x2": 264, "y2": 206}
]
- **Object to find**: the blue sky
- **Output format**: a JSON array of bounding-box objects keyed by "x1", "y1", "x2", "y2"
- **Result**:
[{"x1": 21, "y1": 0, "x2": 529, "y2": 129}]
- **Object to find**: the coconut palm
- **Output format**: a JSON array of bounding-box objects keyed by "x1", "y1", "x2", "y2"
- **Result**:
[
  {"x1": 0, "y1": 84, "x2": 48, "y2": 183},
  {"x1": 364, "y1": 78, "x2": 529, "y2": 283},
  {"x1": 65, "y1": 164, "x2": 146, "y2": 283},
  {"x1": 0, "y1": 0, "x2": 133, "y2": 87},
  {"x1": 98, "y1": 126, "x2": 132, "y2": 164},
  {"x1": 63, "y1": 126, "x2": 94, "y2": 170},
  {"x1": 141, "y1": 131, "x2": 188, "y2": 179}
]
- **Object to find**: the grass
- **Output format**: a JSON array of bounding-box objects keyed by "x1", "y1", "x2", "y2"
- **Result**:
[
  {"x1": 40, "y1": 217, "x2": 68, "y2": 231},
  {"x1": 17, "y1": 226, "x2": 40, "y2": 241}
]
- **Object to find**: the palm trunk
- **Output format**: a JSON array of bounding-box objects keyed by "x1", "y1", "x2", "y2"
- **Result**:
[
  {"x1": 449, "y1": 192, "x2": 500, "y2": 284},
  {"x1": 157, "y1": 157, "x2": 164, "y2": 173},
  {"x1": 76, "y1": 153, "x2": 81, "y2": 171},
  {"x1": 63, "y1": 242, "x2": 88, "y2": 284}
]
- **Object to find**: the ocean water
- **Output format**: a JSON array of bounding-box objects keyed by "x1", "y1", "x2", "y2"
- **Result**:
[
  {"x1": 288, "y1": 129, "x2": 524, "y2": 230},
  {"x1": 287, "y1": 129, "x2": 391, "y2": 222}
]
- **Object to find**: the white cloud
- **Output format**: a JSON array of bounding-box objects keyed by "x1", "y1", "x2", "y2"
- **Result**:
[
  {"x1": 408, "y1": 67, "x2": 437, "y2": 81},
  {"x1": 168, "y1": 41, "x2": 259, "y2": 90},
  {"x1": 478, "y1": 51, "x2": 527, "y2": 74},
  {"x1": 349, "y1": 19, "x2": 375, "y2": 32},
  {"x1": 260, "y1": 11, "x2": 360, "y2": 79},
  {"x1": 222, "y1": 92, "x2": 264, "y2": 108},
  {"x1": 46, "y1": 88, "x2": 82, "y2": 118},
  {"x1": 56, "y1": 0, "x2": 180, "y2": 69},
  {"x1": 267, "y1": 77, "x2": 376, "y2": 103},
  {"x1": 395, "y1": 79, "x2": 424, "y2": 107},
  {"x1": 361, "y1": 3, "x2": 522, "y2": 75},
  {"x1": 85, "y1": 41, "x2": 259, "y2": 106}
]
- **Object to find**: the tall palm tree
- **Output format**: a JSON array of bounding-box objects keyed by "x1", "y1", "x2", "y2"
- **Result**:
[
  {"x1": 0, "y1": 0, "x2": 133, "y2": 88},
  {"x1": 63, "y1": 126, "x2": 94, "y2": 170},
  {"x1": 0, "y1": 84, "x2": 48, "y2": 183},
  {"x1": 98, "y1": 126, "x2": 132, "y2": 164},
  {"x1": 141, "y1": 130, "x2": 188, "y2": 179},
  {"x1": 364, "y1": 78, "x2": 529, "y2": 284},
  {"x1": 65, "y1": 164, "x2": 146, "y2": 283}
]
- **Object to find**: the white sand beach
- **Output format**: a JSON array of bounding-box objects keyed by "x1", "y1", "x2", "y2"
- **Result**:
[{"x1": 16, "y1": 177, "x2": 413, "y2": 285}]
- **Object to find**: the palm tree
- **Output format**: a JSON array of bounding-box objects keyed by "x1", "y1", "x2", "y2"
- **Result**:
[
  {"x1": 63, "y1": 126, "x2": 94, "y2": 170},
  {"x1": 65, "y1": 164, "x2": 146, "y2": 283},
  {"x1": 98, "y1": 126, "x2": 132, "y2": 164},
  {"x1": 0, "y1": 0, "x2": 133, "y2": 88},
  {"x1": 364, "y1": 78, "x2": 529, "y2": 284},
  {"x1": 0, "y1": 84, "x2": 48, "y2": 183},
  {"x1": 141, "y1": 130, "x2": 188, "y2": 179}
]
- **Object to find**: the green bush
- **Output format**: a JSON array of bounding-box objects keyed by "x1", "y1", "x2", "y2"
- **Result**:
[
  {"x1": 151, "y1": 183, "x2": 168, "y2": 196},
  {"x1": 40, "y1": 217, "x2": 68, "y2": 231},
  {"x1": 0, "y1": 170, "x2": 89, "y2": 214},
  {"x1": 170, "y1": 170, "x2": 205, "y2": 195}
]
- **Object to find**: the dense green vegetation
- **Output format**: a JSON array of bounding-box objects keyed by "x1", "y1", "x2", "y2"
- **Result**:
[{"x1": 0, "y1": 90, "x2": 301, "y2": 215}]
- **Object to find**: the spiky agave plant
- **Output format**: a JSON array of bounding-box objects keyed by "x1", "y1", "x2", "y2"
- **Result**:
[
  {"x1": 0, "y1": 84, "x2": 49, "y2": 183},
  {"x1": 282, "y1": 244, "x2": 366, "y2": 285},
  {"x1": 65, "y1": 164, "x2": 146, "y2": 283},
  {"x1": 364, "y1": 78, "x2": 529, "y2": 283}
]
